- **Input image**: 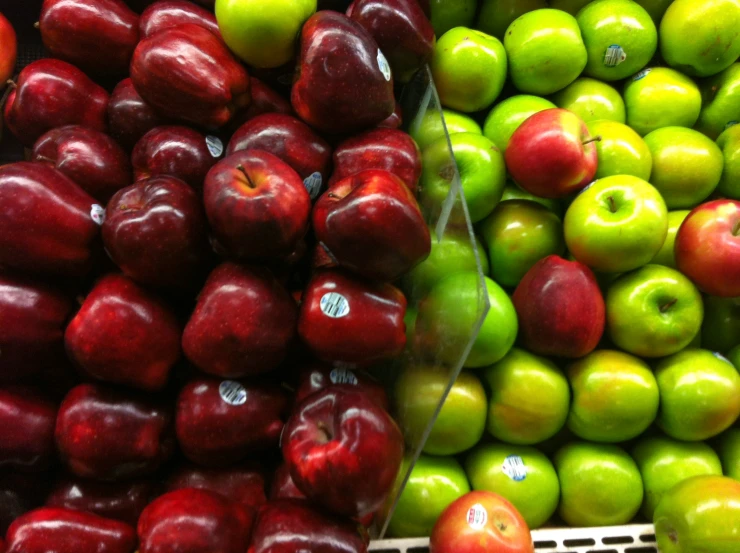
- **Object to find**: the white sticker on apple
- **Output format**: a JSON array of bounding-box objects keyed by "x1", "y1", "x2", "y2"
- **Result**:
[
  {"x1": 502, "y1": 455, "x2": 528, "y2": 482},
  {"x1": 377, "y1": 50, "x2": 392, "y2": 82},
  {"x1": 206, "y1": 136, "x2": 224, "y2": 158},
  {"x1": 466, "y1": 504, "x2": 488, "y2": 530},
  {"x1": 303, "y1": 172, "x2": 323, "y2": 200},
  {"x1": 320, "y1": 292, "x2": 350, "y2": 318},
  {"x1": 632, "y1": 68, "x2": 652, "y2": 81},
  {"x1": 90, "y1": 204, "x2": 105, "y2": 225},
  {"x1": 330, "y1": 368, "x2": 358, "y2": 385},
  {"x1": 219, "y1": 380, "x2": 247, "y2": 406},
  {"x1": 603, "y1": 44, "x2": 627, "y2": 67}
]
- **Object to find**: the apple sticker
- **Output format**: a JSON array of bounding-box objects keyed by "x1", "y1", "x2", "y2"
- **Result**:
[
  {"x1": 205, "y1": 135, "x2": 224, "y2": 158},
  {"x1": 218, "y1": 380, "x2": 248, "y2": 406},
  {"x1": 603, "y1": 44, "x2": 627, "y2": 67},
  {"x1": 90, "y1": 204, "x2": 106, "y2": 225},
  {"x1": 320, "y1": 292, "x2": 350, "y2": 318},
  {"x1": 502, "y1": 455, "x2": 528, "y2": 482},
  {"x1": 466, "y1": 504, "x2": 488, "y2": 530},
  {"x1": 377, "y1": 50, "x2": 392, "y2": 82}
]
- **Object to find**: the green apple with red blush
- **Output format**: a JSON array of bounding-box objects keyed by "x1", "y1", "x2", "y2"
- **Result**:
[
  {"x1": 587, "y1": 120, "x2": 652, "y2": 180},
  {"x1": 483, "y1": 95, "x2": 556, "y2": 152},
  {"x1": 552, "y1": 78, "x2": 626, "y2": 123}
]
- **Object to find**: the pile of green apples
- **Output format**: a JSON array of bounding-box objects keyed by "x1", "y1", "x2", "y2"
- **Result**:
[{"x1": 387, "y1": 0, "x2": 740, "y2": 544}]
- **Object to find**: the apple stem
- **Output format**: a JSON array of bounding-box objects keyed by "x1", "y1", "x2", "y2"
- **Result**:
[
  {"x1": 34, "y1": 155, "x2": 55, "y2": 164},
  {"x1": 607, "y1": 196, "x2": 617, "y2": 213},
  {"x1": 733, "y1": 221, "x2": 740, "y2": 237},
  {"x1": 327, "y1": 192, "x2": 337, "y2": 199},
  {"x1": 660, "y1": 298, "x2": 678, "y2": 313},
  {"x1": 236, "y1": 164, "x2": 256, "y2": 189},
  {"x1": 582, "y1": 135, "x2": 602, "y2": 146},
  {"x1": 33, "y1": 21, "x2": 39, "y2": 29},
  {"x1": 5, "y1": 80, "x2": 15, "y2": 90}
]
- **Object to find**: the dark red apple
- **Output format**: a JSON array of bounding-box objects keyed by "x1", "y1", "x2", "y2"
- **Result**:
[
  {"x1": 65, "y1": 274, "x2": 181, "y2": 391},
  {"x1": 294, "y1": 363, "x2": 389, "y2": 410},
  {"x1": 39, "y1": 0, "x2": 139, "y2": 76},
  {"x1": 0, "y1": 388, "x2": 56, "y2": 472},
  {"x1": 166, "y1": 464, "x2": 267, "y2": 511},
  {"x1": 347, "y1": 0, "x2": 435, "y2": 83},
  {"x1": 139, "y1": 0, "x2": 220, "y2": 39},
  {"x1": 0, "y1": 13, "x2": 17, "y2": 84},
  {"x1": 229, "y1": 77, "x2": 293, "y2": 130},
  {"x1": 248, "y1": 499, "x2": 368, "y2": 553},
  {"x1": 108, "y1": 78, "x2": 168, "y2": 151},
  {"x1": 298, "y1": 269, "x2": 407, "y2": 365},
  {"x1": 0, "y1": 163, "x2": 103, "y2": 276},
  {"x1": 313, "y1": 170, "x2": 430, "y2": 281},
  {"x1": 269, "y1": 464, "x2": 305, "y2": 500},
  {"x1": 292, "y1": 12, "x2": 395, "y2": 134},
  {"x1": 512, "y1": 255, "x2": 605, "y2": 358},
  {"x1": 55, "y1": 384, "x2": 174, "y2": 481},
  {"x1": 130, "y1": 24, "x2": 250, "y2": 129},
  {"x1": 4, "y1": 59, "x2": 108, "y2": 146},
  {"x1": 138, "y1": 489, "x2": 253, "y2": 553},
  {"x1": 377, "y1": 101, "x2": 402, "y2": 129},
  {"x1": 282, "y1": 386, "x2": 404, "y2": 518},
  {"x1": 7, "y1": 507, "x2": 136, "y2": 553},
  {"x1": 132, "y1": 126, "x2": 222, "y2": 190},
  {"x1": 32, "y1": 125, "x2": 132, "y2": 203},
  {"x1": 102, "y1": 177, "x2": 211, "y2": 289},
  {"x1": 203, "y1": 150, "x2": 311, "y2": 259},
  {"x1": 176, "y1": 377, "x2": 287, "y2": 467},
  {"x1": 0, "y1": 471, "x2": 51, "y2": 535},
  {"x1": 182, "y1": 263, "x2": 297, "y2": 378}
]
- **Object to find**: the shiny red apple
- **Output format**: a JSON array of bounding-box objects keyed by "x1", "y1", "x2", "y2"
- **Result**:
[
  {"x1": 0, "y1": 387, "x2": 56, "y2": 472},
  {"x1": 139, "y1": 0, "x2": 220, "y2": 39},
  {"x1": 229, "y1": 77, "x2": 292, "y2": 130},
  {"x1": 377, "y1": 101, "x2": 403, "y2": 129},
  {"x1": 269, "y1": 464, "x2": 305, "y2": 500},
  {"x1": 0, "y1": 13, "x2": 17, "y2": 84},
  {"x1": 108, "y1": 78, "x2": 168, "y2": 151},
  {"x1": 294, "y1": 363, "x2": 389, "y2": 410},
  {"x1": 166, "y1": 464, "x2": 267, "y2": 511}
]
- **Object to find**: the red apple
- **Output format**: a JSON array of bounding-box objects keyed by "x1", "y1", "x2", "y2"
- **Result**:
[
  {"x1": 55, "y1": 384, "x2": 174, "y2": 481},
  {"x1": 269, "y1": 464, "x2": 305, "y2": 500},
  {"x1": 108, "y1": 78, "x2": 168, "y2": 151},
  {"x1": 430, "y1": 491, "x2": 534, "y2": 553},
  {"x1": 505, "y1": 108, "x2": 598, "y2": 199},
  {"x1": 39, "y1": 0, "x2": 139, "y2": 76},
  {"x1": 292, "y1": 12, "x2": 395, "y2": 134},
  {"x1": 675, "y1": 199, "x2": 740, "y2": 298},
  {"x1": 102, "y1": 177, "x2": 211, "y2": 289},
  {"x1": 282, "y1": 386, "x2": 404, "y2": 518},
  {"x1": 313, "y1": 170, "x2": 430, "y2": 281},
  {"x1": 4, "y1": 59, "x2": 108, "y2": 146},
  {"x1": 294, "y1": 362, "x2": 389, "y2": 410},
  {"x1": 203, "y1": 150, "x2": 311, "y2": 259},
  {"x1": 0, "y1": 471, "x2": 50, "y2": 535},
  {"x1": 130, "y1": 24, "x2": 250, "y2": 129},
  {"x1": 377, "y1": 101, "x2": 403, "y2": 129},
  {"x1": 0, "y1": 13, "x2": 17, "y2": 84},
  {"x1": 182, "y1": 263, "x2": 297, "y2": 378},
  {"x1": 166, "y1": 464, "x2": 267, "y2": 511},
  {"x1": 65, "y1": 274, "x2": 181, "y2": 391},
  {"x1": 32, "y1": 125, "x2": 132, "y2": 203},
  {"x1": 298, "y1": 269, "x2": 407, "y2": 365},
  {"x1": 0, "y1": 163, "x2": 103, "y2": 277},
  {"x1": 0, "y1": 387, "x2": 56, "y2": 472},
  {"x1": 228, "y1": 77, "x2": 293, "y2": 131},
  {"x1": 139, "y1": 0, "x2": 220, "y2": 39},
  {"x1": 512, "y1": 255, "x2": 605, "y2": 358}
]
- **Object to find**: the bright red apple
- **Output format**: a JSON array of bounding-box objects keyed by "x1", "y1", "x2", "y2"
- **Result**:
[
  {"x1": 0, "y1": 387, "x2": 56, "y2": 472},
  {"x1": 108, "y1": 78, "x2": 168, "y2": 151},
  {"x1": 294, "y1": 362, "x2": 389, "y2": 410},
  {"x1": 166, "y1": 464, "x2": 267, "y2": 511},
  {"x1": 139, "y1": 0, "x2": 220, "y2": 39},
  {"x1": 0, "y1": 13, "x2": 17, "y2": 84},
  {"x1": 269, "y1": 464, "x2": 305, "y2": 500}
]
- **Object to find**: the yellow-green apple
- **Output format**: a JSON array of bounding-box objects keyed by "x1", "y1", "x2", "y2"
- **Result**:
[
  {"x1": 606, "y1": 265, "x2": 703, "y2": 357},
  {"x1": 651, "y1": 210, "x2": 691, "y2": 268},
  {"x1": 635, "y1": 0, "x2": 673, "y2": 22},
  {"x1": 729, "y1": 346, "x2": 740, "y2": 368},
  {"x1": 477, "y1": 200, "x2": 565, "y2": 288},
  {"x1": 394, "y1": 365, "x2": 487, "y2": 455},
  {"x1": 587, "y1": 120, "x2": 652, "y2": 180},
  {"x1": 215, "y1": 0, "x2": 316, "y2": 68},
  {"x1": 576, "y1": 0, "x2": 657, "y2": 81},
  {"x1": 421, "y1": 133, "x2": 506, "y2": 223},
  {"x1": 567, "y1": 350, "x2": 659, "y2": 442},
  {"x1": 717, "y1": 123, "x2": 740, "y2": 199},
  {"x1": 512, "y1": 255, "x2": 605, "y2": 358},
  {"x1": 701, "y1": 296, "x2": 740, "y2": 354},
  {"x1": 555, "y1": 442, "x2": 643, "y2": 527},
  {"x1": 564, "y1": 175, "x2": 668, "y2": 272},
  {"x1": 696, "y1": 64, "x2": 740, "y2": 139},
  {"x1": 660, "y1": 0, "x2": 740, "y2": 77},
  {"x1": 500, "y1": 182, "x2": 563, "y2": 215},
  {"x1": 476, "y1": 0, "x2": 547, "y2": 39},
  {"x1": 623, "y1": 67, "x2": 702, "y2": 136},
  {"x1": 481, "y1": 347, "x2": 570, "y2": 444},
  {"x1": 388, "y1": 455, "x2": 470, "y2": 537},
  {"x1": 632, "y1": 435, "x2": 723, "y2": 519},
  {"x1": 427, "y1": 0, "x2": 476, "y2": 37},
  {"x1": 552, "y1": 78, "x2": 626, "y2": 123},
  {"x1": 483, "y1": 95, "x2": 556, "y2": 152},
  {"x1": 505, "y1": 108, "x2": 598, "y2": 199},
  {"x1": 716, "y1": 428, "x2": 740, "y2": 479},
  {"x1": 655, "y1": 349, "x2": 740, "y2": 441},
  {"x1": 465, "y1": 443, "x2": 559, "y2": 529},
  {"x1": 654, "y1": 475, "x2": 740, "y2": 553},
  {"x1": 431, "y1": 27, "x2": 507, "y2": 113},
  {"x1": 675, "y1": 199, "x2": 740, "y2": 297},
  {"x1": 411, "y1": 109, "x2": 481, "y2": 151},
  {"x1": 547, "y1": 0, "x2": 594, "y2": 13},
  {"x1": 414, "y1": 272, "x2": 518, "y2": 368},
  {"x1": 644, "y1": 127, "x2": 723, "y2": 209},
  {"x1": 504, "y1": 9, "x2": 587, "y2": 95}
]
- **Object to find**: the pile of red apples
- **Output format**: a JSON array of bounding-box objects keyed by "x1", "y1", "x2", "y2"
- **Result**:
[{"x1": 0, "y1": 1, "x2": 437, "y2": 553}]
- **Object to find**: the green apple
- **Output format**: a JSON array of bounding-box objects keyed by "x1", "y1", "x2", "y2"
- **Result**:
[
  {"x1": 606, "y1": 265, "x2": 703, "y2": 357},
  {"x1": 421, "y1": 133, "x2": 506, "y2": 224},
  {"x1": 388, "y1": 454, "x2": 470, "y2": 537},
  {"x1": 634, "y1": 0, "x2": 674, "y2": 23},
  {"x1": 701, "y1": 296, "x2": 740, "y2": 354},
  {"x1": 414, "y1": 272, "x2": 518, "y2": 369},
  {"x1": 660, "y1": 0, "x2": 740, "y2": 78},
  {"x1": 654, "y1": 475, "x2": 740, "y2": 553},
  {"x1": 644, "y1": 127, "x2": 724, "y2": 209},
  {"x1": 500, "y1": 182, "x2": 562, "y2": 215},
  {"x1": 651, "y1": 210, "x2": 691, "y2": 268},
  {"x1": 547, "y1": 0, "x2": 594, "y2": 14},
  {"x1": 632, "y1": 435, "x2": 723, "y2": 519},
  {"x1": 411, "y1": 109, "x2": 482, "y2": 152},
  {"x1": 587, "y1": 120, "x2": 652, "y2": 180},
  {"x1": 504, "y1": 9, "x2": 588, "y2": 95},
  {"x1": 465, "y1": 443, "x2": 559, "y2": 529},
  {"x1": 555, "y1": 442, "x2": 644, "y2": 527},
  {"x1": 394, "y1": 365, "x2": 487, "y2": 455},
  {"x1": 552, "y1": 78, "x2": 626, "y2": 124},
  {"x1": 215, "y1": 0, "x2": 316, "y2": 69},
  {"x1": 576, "y1": 0, "x2": 658, "y2": 82},
  {"x1": 482, "y1": 95, "x2": 556, "y2": 152},
  {"x1": 564, "y1": 175, "x2": 668, "y2": 273},
  {"x1": 476, "y1": 0, "x2": 548, "y2": 39},
  {"x1": 404, "y1": 305, "x2": 417, "y2": 350},
  {"x1": 717, "y1": 123, "x2": 740, "y2": 199},
  {"x1": 432, "y1": 27, "x2": 508, "y2": 113},
  {"x1": 655, "y1": 349, "x2": 740, "y2": 441},
  {"x1": 480, "y1": 347, "x2": 570, "y2": 445},
  {"x1": 623, "y1": 67, "x2": 702, "y2": 136},
  {"x1": 567, "y1": 349, "x2": 659, "y2": 442},
  {"x1": 429, "y1": 0, "x2": 477, "y2": 37},
  {"x1": 729, "y1": 345, "x2": 740, "y2": 368},
  {"x1": 477, "y1": 200, "x2": 565, "y2": 288},
  {"x1": 402, "y1": 228, "x2": 489, "y2": 302},
  {"x1": 716, "y1": 428, "x2": 740, "y2": 480},
  {"x1": 696, "y1": 64, "x2": 740, "y2": 139}
]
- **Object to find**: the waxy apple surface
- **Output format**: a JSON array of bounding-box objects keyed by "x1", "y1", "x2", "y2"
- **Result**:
[
  {"x1": 0, "y1": 388, "x2": 56, "y2": 472},
  {"x1": 230, "y1": 77, "x2": 293, "y2": 127},
  {"x1": 139, "y1": 0, "x2": 220, "y2": 38},
  {"x1": 294, "y1": 363, "x2": 389, "y2": 410},
  {"x1": 553, "y1": 78, "x2": 626, "y2": 124},
  {"x1": 107, "y1": 79, "x2": 167, "y2": 151},
  {"x1": 0, "y1": 12, "x2": 16, "y2": 84},
  {"x1": 166, "y1": 464, "x2": 267, "y2": 511}
]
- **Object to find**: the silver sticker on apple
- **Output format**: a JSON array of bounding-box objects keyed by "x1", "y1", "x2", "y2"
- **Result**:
[
  {"x1": 502, "y1": 455, "x2": 528, "y2": 482},
  {"x1": 206, "y1": 136, "x2": 224, "y2": 158},
  {"x1": 466, "y1": 504, "x2": 488, "y2": 530},
  {"x1": 320, "y1": 292, "x2": 350, "y2": 318},
  {"x1": 90, "y1": 204, "x2": 106, "y2": 226},
  {"x1": 304, "y1": 172, "x2": 323, "y2": 200},
  {"x1": 219, "y1": 380, "x2": 247, "y2": 406},
  {"x1": 603, "y1": 44, "x2": 626, "y2": 67},
  {"x1": 632, "y1": 68, "x2": 652, "y2": 81},
  {"x1": 330, "y1": 368, "x2": 359, "y2": 386},
  {"x1": 377, "y1": 50, "x2": 392, "y2": 82}
]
